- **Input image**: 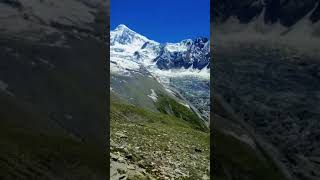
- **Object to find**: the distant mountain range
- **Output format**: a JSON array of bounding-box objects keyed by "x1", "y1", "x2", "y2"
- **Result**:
[
  {"x1": 110, "y1": 24, "x2": 210, "y2": 122},
  {"x1": 110, "y1": 24, "x2": 210, "y2": 75}
]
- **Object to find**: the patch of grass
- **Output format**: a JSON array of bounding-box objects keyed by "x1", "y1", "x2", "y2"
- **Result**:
[
  {"x1": 154, "y1": 93, "x2": 208, "y2": 132},
  {"x1": 110, "y1": 99, "x2": 210, "y2": 179},
  {"x1": 111, "y1": 101, "x2": 195, "y2": 130}
]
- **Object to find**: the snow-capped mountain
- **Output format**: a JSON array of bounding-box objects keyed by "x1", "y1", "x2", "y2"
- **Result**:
[
  {"x1": 155, "y1": 37, "x2": 210, "y2": 70},
  {"x1": 110, "y1": 24, "x2": 210, "y2": 77},
  {"x1": 110, "y1": 24, "x2": 210, "y2": 122},
  {"x1": 110, "y1": 24, "x2": 159, "y2": 75}
]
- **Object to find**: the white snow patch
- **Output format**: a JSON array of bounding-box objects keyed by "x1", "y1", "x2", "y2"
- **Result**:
[
  {"x1": 147, "y1": 89, "x2": 158, "y2": 102},
  {"x1": 179, "y1": 102, "x2": 190, "y2": 109},
  {"x1": 110, "y1": 56, "x2": 141, "y2": 76},
  {"x1": 150, "y1": 65, "x2": 210, "y2": 82},
  {"x1": 110, "y1": 24, "x2": 161, "y2": 76},
  {"x1": 165, "y1": 42, "x2": 188, "y2": 52}
]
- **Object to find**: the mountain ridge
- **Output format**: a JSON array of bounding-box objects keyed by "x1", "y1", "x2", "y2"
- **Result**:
[{"x1": 110, "y1": 24, "x2": 210, "y2": 72}]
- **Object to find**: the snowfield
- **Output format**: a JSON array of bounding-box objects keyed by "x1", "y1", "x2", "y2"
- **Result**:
[
  {"x1": 110, "y1": 24, "x2": 210, "y2": 79},
  {"x1": 147, "y1": 89, "x2": 158, "y2": 102}
]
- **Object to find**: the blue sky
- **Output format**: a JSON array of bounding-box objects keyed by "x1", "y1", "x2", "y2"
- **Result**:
[{"x1": 110, "y1": 0, "x2": 210, "y2": 43}]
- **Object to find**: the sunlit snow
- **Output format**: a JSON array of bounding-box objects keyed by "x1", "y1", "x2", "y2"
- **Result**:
[
  {"x1": 147, "y1": 89, "x2": 158, "y2": 102},
  {"x1": 110, "y1": 24, "x2": 210, "y2": 78}
]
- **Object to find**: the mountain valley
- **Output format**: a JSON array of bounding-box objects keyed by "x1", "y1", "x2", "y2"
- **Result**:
[{"x1": 109, "y1": 24, "x2": 210, "y2": 179}]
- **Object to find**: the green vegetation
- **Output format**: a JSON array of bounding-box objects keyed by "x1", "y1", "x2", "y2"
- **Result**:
[
  {"x1": 111, "y1": 101, "x2": 196, "y2": 130},
  {"x1": 155, "y1": 93, "x2": 208, "y2": 132},
  {"x1": 110, "y1": 97, "x2": 210, "y2": 179}
]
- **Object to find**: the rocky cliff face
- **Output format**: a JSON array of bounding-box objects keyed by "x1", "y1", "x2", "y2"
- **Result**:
[{"x1": 155, "y1": 37, "x2": 210, "y2": 70}]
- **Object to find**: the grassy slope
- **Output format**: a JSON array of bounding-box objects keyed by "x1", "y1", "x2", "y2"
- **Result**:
[
  {"x1": 155, "y1": 93, "x2": 208, "y2": 132},
  {"x1": 110, "y1": 95, "x2": 210, "y2": 179},
  {"x1": 110, "y1": 73, "x2": 167, "y2": 112}
]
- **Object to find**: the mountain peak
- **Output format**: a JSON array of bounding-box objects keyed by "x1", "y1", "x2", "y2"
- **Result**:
[
  {"x1": 115, "y1": 24, "x2": 130, "y2": 30},
  {"x1": 111, "y1": 24, "x2": 159, "y2": 47},
  {"x1": 114, "y1": 24, "x2": 138, "y2": 34}
]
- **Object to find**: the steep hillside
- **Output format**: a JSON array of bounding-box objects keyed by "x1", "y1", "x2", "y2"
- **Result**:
[{"x1": 110, "y1": 94, "x2": 210, "y2": 179}]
